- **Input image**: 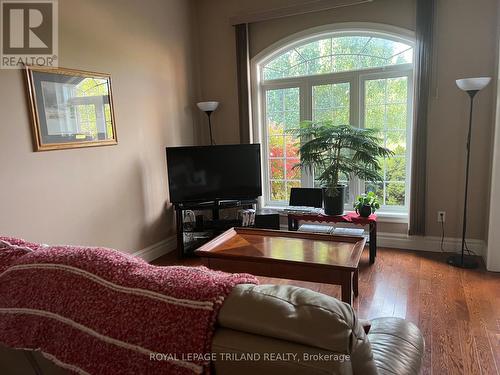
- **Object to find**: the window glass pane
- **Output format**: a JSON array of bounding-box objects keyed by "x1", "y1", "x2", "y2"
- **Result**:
[
  {"x1": 364, "y1": 38, "x2": 403, "y2": 59},
  {"x1": 286, "y1": 158, "x2": 301, "y2": 180},
  {"x1": 386, "y1": 131, "x2": 406, "y2": 155},
  {"x1": 312, "y1": 83, "x2": 350, "y2": 125},
  {"x1": 266, "y1": 87, "x2": 300, "y2": 203},
  {"x1": 263, "y1": 67, "x2": 283, "y2": 80},
  {"x1": 263, "y1": 35, "x2": 413, "y2": 80},
  {"x1": 284, "y1": 111, "x2": 300, "y2": 131},
  {"x1": 386, "y1": 104, "x2": 407, "y2": 130},
  {"x1": 308, "y1": 56, "x2": 332, "y2": 76},
  {"x1": 312, "y1": 84, "x2": 331, "y2": 108},
  {"x1": 312, "y1": 83, "x2": 351, "y2": 192},
  {"x1": 385, "y1": 182, "x2": 405, "y2": 206},
  {"x1": 366, "y1": 181, "x2": 384, "y2": 204},
  {"x1": 271, "y1": 180, "x2": 286, "y2": 201},
  {"x1": 386, "y1": 157, "x2": 406, "y2": 181},
  {"x1": 365, "y1": 105, "x2": 384, "y2": 130},
  {"x1": 391, "y1": 48, "x2": 413, "y2": 65},
  {"x1": 365, "y1": 79, "x2": 386, "y2": 105},
  {"x1": 331, "y1": 55, "x2": 359, "y2": 72},
  {"x1": 333, "y1": 36, "x2": 371, "y2": 54},
  {"x1": 387, "y1": 77, "x2": 408, "y2": 103},
  {"x1": 285, "y1": 136, "x2": 299, "y2": 158},
  {"x1": 270, "y1": 159, "x2": 284, "y2": 179},
  {"x1": 268, "y1": 135, "x2": 284, "y2": 157},
  {"x1": 286, "y1": 63, "x2": 308, "y2": 78},
  {"x1": 313, "y1": 110, "x2": 331, "y2": 122},
  {"x1": 333, "y1": 108, "x2": 350, "y2": 125},
  {"x1": 266, "y1": 90, "x2": 283, "y2": 112},
  {"x1": 364, "y1": 76, "x2": 409, "y2": 207},
  {"x1": 295, "y1": 39, "x2": 332, "y2": 60},
  {"x1": 284, "y1": 89, "x2": 300, "y2": 111},
  {"x1": 264, "y1": 49, "x2": 304, "y2": 80}
]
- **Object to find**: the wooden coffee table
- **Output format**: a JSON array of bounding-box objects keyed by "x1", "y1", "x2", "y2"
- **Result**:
[{"x1": 195, "y1": 227, "x2": 366, "y2": 305}]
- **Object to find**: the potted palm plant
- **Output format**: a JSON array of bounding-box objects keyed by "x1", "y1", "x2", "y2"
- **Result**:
[{"x1": 288, "y1": 121, "x2": 393, "y2": 216}]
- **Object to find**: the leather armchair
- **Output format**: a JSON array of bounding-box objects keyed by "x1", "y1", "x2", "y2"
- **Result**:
[
  {"x1": 0, "y1": 284, "x2": 424, "y2": 374},
  {"x1": 212, "y1": 284, "x2": 424, "y2": 375}
]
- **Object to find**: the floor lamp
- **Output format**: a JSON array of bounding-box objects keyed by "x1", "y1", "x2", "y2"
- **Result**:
[
  {"x1": 197, "y1": 101, "x2": 219, "y2": 145},
  {"x1": 447, "y1": 77, "x2": 491, "y2": 269}
]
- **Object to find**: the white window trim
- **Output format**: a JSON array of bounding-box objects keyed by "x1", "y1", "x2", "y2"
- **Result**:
[{"x1": 250, "y1": 23, "x2": 416, "y2": 221}]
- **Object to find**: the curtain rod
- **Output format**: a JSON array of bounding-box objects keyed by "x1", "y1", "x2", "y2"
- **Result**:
[{"x1": 230, "y1": 0, "x2": 374, "y2": 26}]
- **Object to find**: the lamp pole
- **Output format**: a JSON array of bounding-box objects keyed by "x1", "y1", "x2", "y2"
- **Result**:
[
  {"x1": 448, "y1": 77, "x2": 491, "y2": 269},
  {"x1": 449, "y1": 91, "x2": 478, "y2": 268},
  {"x1": 206, "y1": 111, "x2": 214, "y2": 145}
]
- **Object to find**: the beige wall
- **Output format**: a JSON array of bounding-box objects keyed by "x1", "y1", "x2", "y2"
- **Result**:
[
  {"x1": 0, "y1": 0, "x2": 199, "y2": 252},
  {"x1": 425, "y1": 0, "x2": 497, "y2": 240},
  {"x1": 486, "y1": 7, "x2": 500, "y2": 271},
  {"x1": 195, "y1": 0, "x2": 499, "y2": 239}
]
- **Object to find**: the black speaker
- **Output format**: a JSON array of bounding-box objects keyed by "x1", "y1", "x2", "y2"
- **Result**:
[{"x1": 254, "y1": 213, "x2": 280, "y2": 230}]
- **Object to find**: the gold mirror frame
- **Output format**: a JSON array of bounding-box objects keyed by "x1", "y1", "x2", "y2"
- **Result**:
[{"x1": 24, "y1": 66, "x2": 118, "y2": 151}]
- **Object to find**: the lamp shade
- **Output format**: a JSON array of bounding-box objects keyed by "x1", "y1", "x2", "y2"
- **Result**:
[
  {"x1": 197, "y1": 101, "x2": 219, "y2": 112},
  {"x1": 456, "y1": 77, "x2": 491, "y2": 92}
]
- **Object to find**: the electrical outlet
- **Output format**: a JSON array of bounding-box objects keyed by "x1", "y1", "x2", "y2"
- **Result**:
[{"x1": 437, "y1": 211, "x2": 446, "y2": 223}]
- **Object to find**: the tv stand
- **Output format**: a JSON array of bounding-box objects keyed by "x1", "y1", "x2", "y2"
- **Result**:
[{"x1": 174, "y1": 199, "x2": 257, "y2": 258}]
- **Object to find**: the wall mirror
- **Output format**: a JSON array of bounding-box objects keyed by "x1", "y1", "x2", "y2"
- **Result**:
[{"x1": 25, "y1": 66, "x2": 118, "y2": 151}]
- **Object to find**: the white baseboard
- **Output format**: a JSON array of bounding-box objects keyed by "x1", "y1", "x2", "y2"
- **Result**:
[
  {"x1": 133, "y1": 235, "x2": 177, "y2": 262},
  {"x1": 378, "y1": 232, "x2": 485, "y2": 256},
  {"x1": 279, "y1": 223, "x2": 485, "y2": 255},
  {"x1": 134, "y1": 231, "x2": 486, "y2": 263}
]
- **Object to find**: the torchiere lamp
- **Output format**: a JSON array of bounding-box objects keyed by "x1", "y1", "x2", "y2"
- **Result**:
[
  {"x1": 197, "y1": 101, "x2": 219, "y2": 145},
  {"x1": 449, "y1": 77, "x2": 491, "y2": 269}
]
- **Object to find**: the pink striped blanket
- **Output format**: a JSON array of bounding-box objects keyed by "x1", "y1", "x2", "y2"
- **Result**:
[{"x1": 0, "y1": 237, "x2": 258, "y2": 374}]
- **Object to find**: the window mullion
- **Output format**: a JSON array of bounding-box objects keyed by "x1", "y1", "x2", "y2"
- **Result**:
[
  {"x1": 301, "y1": 79, "x2": 313, "y2": 188},
  {"x1": 350, "y1": 73, "x2": 362, "y2": 204}
]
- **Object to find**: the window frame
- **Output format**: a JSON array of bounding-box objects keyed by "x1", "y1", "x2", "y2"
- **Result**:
[
  {"x1": 251, "y1": 23, "x2": 415, "y2": 218},
  {"x1": 359, "y1": 69, "x2": 414, "y2": 213}
]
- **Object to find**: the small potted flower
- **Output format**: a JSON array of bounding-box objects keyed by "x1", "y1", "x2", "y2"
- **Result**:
[{"x1": 353, "y1": 192, "x2": 380, "y2": 218}]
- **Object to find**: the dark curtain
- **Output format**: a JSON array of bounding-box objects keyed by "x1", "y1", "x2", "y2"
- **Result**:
[
  {"x1": 409, "y1": 0, "x2": 435, "y2": 235},
  {"x1": 235, "y1": 23, "x2": 251, "y2": 144}
]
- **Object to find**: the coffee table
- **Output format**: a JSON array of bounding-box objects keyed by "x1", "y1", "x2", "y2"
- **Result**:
[{"x1": 195, "y1": 227, "x2": 366, "y2": 305}]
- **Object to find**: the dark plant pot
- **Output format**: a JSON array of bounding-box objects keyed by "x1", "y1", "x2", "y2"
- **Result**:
[
  {"x1": 358, "y1": 205, "x2": 372, "y2": 218},
  {"x1": 323, "y1": 186, "x2": 346, "y2": 216}
]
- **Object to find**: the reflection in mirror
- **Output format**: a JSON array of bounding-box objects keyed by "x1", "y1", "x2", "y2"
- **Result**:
[{"x1": 25, "y1": 67, "x2": 118, "y2": 151}]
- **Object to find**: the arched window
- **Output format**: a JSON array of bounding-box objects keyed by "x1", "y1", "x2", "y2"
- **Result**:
[{"x1": 253, "y1": 26, "x2": 414, "y2": 215}]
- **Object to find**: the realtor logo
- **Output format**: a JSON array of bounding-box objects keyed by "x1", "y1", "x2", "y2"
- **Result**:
[{"x1": 1, "y1": 0, "x2": 58, "y2": 69}]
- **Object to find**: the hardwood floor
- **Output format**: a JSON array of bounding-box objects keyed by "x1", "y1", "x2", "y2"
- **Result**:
[{"x1": 154, "y1": 247, "x2": 500, "y2": 375}]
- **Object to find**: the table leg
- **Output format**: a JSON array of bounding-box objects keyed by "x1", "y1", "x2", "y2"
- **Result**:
[
  {"x1": 369, "y1": 223, "x2": 377, "y2": 264},
  {"x1": 341, "y1": 272, "x2": 353, "y2": 305},
  {"x1": 353, "y1": 268, "x2": 359, "y2": 297},
  {"x1": 288, "y1": 216, "x2": 299, "y2": 231}
]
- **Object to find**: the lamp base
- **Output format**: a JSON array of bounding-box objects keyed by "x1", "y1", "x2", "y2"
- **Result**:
[{"x1": 447, "y1": 254, "x2": 478, "y2": 269}]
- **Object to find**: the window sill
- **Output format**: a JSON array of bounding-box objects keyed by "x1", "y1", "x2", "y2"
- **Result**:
[{"x1": 262, "y1": 205, "x2": 409, "y2": 224}]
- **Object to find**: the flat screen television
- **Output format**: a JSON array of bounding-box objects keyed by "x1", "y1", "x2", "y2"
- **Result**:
[{"x1": 166, "y1": 144, "x2": 262, "y2": 204}]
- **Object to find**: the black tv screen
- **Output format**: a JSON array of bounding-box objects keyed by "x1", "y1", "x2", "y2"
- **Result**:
[{"x1": 166, "y1": 144, "x2": 262, "y2": 203}]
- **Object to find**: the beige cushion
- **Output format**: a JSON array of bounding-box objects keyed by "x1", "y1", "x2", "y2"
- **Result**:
[
  {"x1": 218, "y1": 284, "x2": 378, "y2": 375},
  {"x1": 212, "y1": 328, "x2": 353, "y2": 375}
]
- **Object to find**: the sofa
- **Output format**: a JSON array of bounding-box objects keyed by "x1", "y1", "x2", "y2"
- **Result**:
[{"x1": 0, "y1": 283, "x2": 424, "y2": 375}]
